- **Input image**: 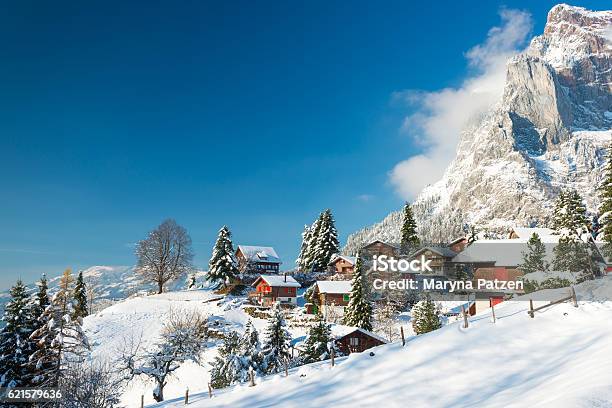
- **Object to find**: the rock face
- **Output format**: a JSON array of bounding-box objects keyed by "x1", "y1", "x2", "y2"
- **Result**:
[{"x1": 345, "y1": 5, "x2": 611, "y2": 254}]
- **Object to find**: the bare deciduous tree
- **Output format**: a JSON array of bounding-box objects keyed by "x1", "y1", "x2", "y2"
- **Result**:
[
  {"x1": 118, "y1": 309, "x2": 208, "y2": 402},
  {"x1": 135, "y1": 219, "x2": 194, "y2": 294},
  {"x1": 60, "y1": 361, "x2": 124, "y2": 408}
]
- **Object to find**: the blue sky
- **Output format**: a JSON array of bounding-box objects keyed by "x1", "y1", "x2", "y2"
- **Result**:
[{"x1": 0, "y1": 1, "x2": 605, "y2": 289}]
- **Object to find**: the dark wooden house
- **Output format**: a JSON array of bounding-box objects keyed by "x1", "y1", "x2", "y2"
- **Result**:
[
  {"x1": 236, "y1": 245, "x2": 282, "y2": 274},
  {"x1": 332, "y1": 327, "x2": 387, "y2": 354}
]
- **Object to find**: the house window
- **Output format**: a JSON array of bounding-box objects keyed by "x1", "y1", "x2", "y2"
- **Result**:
[{"x1": 349, "y1": 337, "x2": 359, "y2": 346}]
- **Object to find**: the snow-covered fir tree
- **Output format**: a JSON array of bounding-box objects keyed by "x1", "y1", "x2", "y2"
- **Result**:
[
  {"x1": 0, "y1": 280, "x2": 37, "y2": 389},
  {"x1": 210, "y1": 331, "x2": 241, "y2": 389},
  {"x1": 261, "y1": 303, "x2": 292, "y2": 374},
  {"x1": 210, "y1": 321, "x2": 263, "y2": 388},
  {"x1": 411, "y1": 296, "x2": 442, "y2": 335},
  {"x1": 29, "y1": 269, "x2": 89, "y2": 388},
  {"x1": 518, "y1": 233, "x2": 548, "y2": 274},
  {"x1": 312, "y1": 209, "x2": 340, "y2": 270},
  {"x1": 300, "y1": 313, "x2": 333, "y2": 364},
  {"x1": 207, "y1": 226, "x2": 239, "y2": 289},
  {"x1": 599, "y1": 144, "x2": 612, "y2": 256},
  {"x1": 343, "y1": 255, "x2": 373, "y2": 331},
  {"x1": 296, "y1": 224, "x2": 314, "y2": 271},
  {"x1": 73, "y1": 271, "x2": 88, "y2": 320},
  {"x1": 400, "y1": 202, "x2": 420, "y2": 254},
  {"x1": 31, "y1": 274, "x2": 50, "y2": 321},
  {"x1": 551, "y1": 190, "x2": 596, "y2": 282}
]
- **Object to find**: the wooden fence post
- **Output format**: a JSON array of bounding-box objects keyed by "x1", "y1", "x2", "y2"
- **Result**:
[
  {"x1": 331, "y1": 344, "x2": 335, "y2": 367},
  {"x1": 529, "y1": 299, "x2": 534, "y2": 318},
  {"x1": 208, "y1": 383, "x2": 213, "y2": 399},
  {"x1": 249, "y1": 368, "x2": 256, "y2": 387},
  {"x1": 400, "y1": 326, "x2": 405, "y2": 346},
  {"x1": 141, "y1": 395, "x2": 144, "y2": 408},
  {"x1": 461, "y1": 305, "x2": 469, "y2": 328},
  {"x1": 284, "y1": 359, "x2": 288, "y2": 377},
  {"x1": 185, "y1": 389, "x2": 189, "y2": 405},
  {"x1": 491, "y1": 304, "x2": 496, "y2": 324},
  {"x1": 571, "y1": 286, "x2": 578, "y2": 308}
]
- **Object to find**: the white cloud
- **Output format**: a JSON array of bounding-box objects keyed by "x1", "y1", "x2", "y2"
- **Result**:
[{"x1": 390, "y1": 8, "x2": 533, "y2": 199}]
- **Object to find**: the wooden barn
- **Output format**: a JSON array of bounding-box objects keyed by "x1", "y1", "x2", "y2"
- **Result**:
[{"x1": 332, "y1": 326, "x2": 387, "y2": 354}]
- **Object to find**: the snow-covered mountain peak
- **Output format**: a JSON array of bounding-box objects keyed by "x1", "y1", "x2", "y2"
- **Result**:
[{"x1": 345, "y1": 4, "x2": 611, "y2": 252}]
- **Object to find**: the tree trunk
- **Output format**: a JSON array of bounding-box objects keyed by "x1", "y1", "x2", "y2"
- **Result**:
[
  {"x1": 158, "y1": 281, "x2": 163, "y2": 294},
  {"x1": 154, "y1": 381, "x2": 164, "y2": 402}
]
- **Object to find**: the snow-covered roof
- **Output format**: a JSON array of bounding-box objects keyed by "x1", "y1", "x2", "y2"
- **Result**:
[
  {"x1": 412, "y1": 246, "x2": 457, "y2": 258},
  {"x1": 328, "y1": 254, "x2": 356, "y2": 266},
  {"x1": 253, "y1": 274, "x2": 300, "y2": 288},
  {"x1": 330, "y1": 324, "x2": 388, "y2": 344},
  {"x1": 237, "y1": 245, "x2": 282, "y2": 264},
  {"x1": 315, "y1": 280, "x2": 352, "y2": 294},
  {"x1": 510, "y1": 227, "x2": 556, "y2": 239},
  {"x1": 452, "y1": 239, "x2": 557, "y2": 266}
]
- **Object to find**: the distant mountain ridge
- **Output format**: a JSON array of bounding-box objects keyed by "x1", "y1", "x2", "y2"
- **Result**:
[{"x1": 345, "y1": 4, "x2": 612, "y2": 255}]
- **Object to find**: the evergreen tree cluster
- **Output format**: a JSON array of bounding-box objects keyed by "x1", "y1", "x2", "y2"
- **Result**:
[
  {"x1": 400, "y1": 202, "x2": 420, "y2": 254},
  {"x1": 207, "y1": 226, "x2": 239, "y2": 288},
  {"x1": 210, "y1": 320, "x2": 263, "y2": 388},
  {"x1": 343, "y1": 255, "x2": 373, "y2": 331},
  {"x1": 551, "y1": 190, "x2": 598, "y2": 282},
  {"x1": 296, "y1": 209, "x2": 340, "y2": 271},
  {"x1": 411, "y1": 296, "x2": 442, "y2": 335},
  {"x1": 261, "y1": 303, "x2": 292, "y2": 374},
  {"x1": 599, "y1": 144, "x2": 612, "y2": 256},
  {"x1": 0, "y1": 270, "x2": 89, "y2": 392}
]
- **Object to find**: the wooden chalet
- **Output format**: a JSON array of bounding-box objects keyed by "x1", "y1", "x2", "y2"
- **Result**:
[
  {"x1": 250, "y1": 274, "x2": 300, "y2": 307},
  {"x1": 361, "y1": 240, "x2": 400, "y2": 259},
  {"x1": 409, "y1": 246, "x2": 457, "y2": 276},
  {"x1": 448, "y1": 236, "x2": 469, "y2": 253},
  {"x1": 332, "y1": 326, "x2": 387, "y2": 354},
  {"x1": 328, "y1": 255, "x2": 356, "y2": 276},
  {"x1": 236, "y1": 245, "x2": 282, "y2": 274},
  {"x1": 311, "y1": 280, "x2": 352, "y2": 317}
]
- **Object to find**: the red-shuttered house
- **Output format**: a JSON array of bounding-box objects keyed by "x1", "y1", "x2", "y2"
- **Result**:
[{"x1": 250, "y1": 274, "x2": 301, "y2": 307}]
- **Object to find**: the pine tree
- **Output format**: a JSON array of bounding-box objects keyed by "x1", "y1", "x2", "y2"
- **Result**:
[
  {"x1": 238, "y1": 320, "x2": 263, "y2": 378},
  {"x1": 301, "y1": 313, "x2": 332, "y2": 364},
  {"x1": 29, "y1": 269, "x2": 89, "y2": 387},
  {"x1": 343, "y1": 255, "x2": 373, "y2": 331},
  {"x1": 206, "y1": 226, "x2": 239, "y2": 289},
  {"x1": 261, "y1": 303, "x2": 292, "y2": 374},
  {"x1": 210, "y1": 331, "x2": 241, "y2": 389},
  {"x1": 73, "y1": 271, "x2": 88, "y2": 320},
  {"x1": 400, "y1": 202, "x2": 420, "y2": 254},
  {"x1": 411, "y1": 296, "x2": 441, "y2": 335},
  {"x1": 296, "y1": 224, "x2": 314, "y2": 271},
  {"x1": 599, "y1": 144, "x2": 612, "y2": 256},
  {"x1": 0, "y1": 280, "x2": 37, "y2": 389},
  {"x1": 312, "y1": 209, "x2": 340, "y2": 271},
  {"x1": 551, "y1": 190, "x2": 595, "y2": 281},
  {"x1": 31, "y1": 274, "x2": 50, "y2": 321},
  {"x1": 518, "y1": 233, "x2": 548, "y2": 274}
]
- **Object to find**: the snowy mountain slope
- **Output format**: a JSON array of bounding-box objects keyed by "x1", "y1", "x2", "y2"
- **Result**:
[
  {"x1": 153, "y1": 276, "x2": 612, "y2": 408},
  {"x1": 82, "y1": 286, "x2": 313, "y2": 407},
  {"x1": 346, "y1": 4, "x2": 612, "y2": 250}
]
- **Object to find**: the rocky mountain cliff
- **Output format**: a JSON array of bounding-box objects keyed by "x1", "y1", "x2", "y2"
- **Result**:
[{"x1": 345, "y1": 4, "x2": 611, "y2": 254}]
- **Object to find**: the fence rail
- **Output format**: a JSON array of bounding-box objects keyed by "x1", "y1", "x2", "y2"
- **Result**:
[{"x1": 528, "y1": 286, "x2": 578, "y2": 318}]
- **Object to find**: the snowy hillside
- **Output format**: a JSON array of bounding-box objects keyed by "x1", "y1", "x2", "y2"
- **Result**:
[
  {"x1": 152, "y1": 276, "x2": 612, "y2": 408},
  {"x1": 346, "y1": 4, "x2": 612, "y2": 250}
]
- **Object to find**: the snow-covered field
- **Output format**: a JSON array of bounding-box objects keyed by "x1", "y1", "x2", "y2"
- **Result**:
[{"x1": 147, "y1": 277, "x2": 612, "y2": 408}]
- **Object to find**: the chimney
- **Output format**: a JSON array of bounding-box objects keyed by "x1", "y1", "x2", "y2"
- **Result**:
[{"x1": 284, "y1": 273, "x2": 287, "y2": 282}]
